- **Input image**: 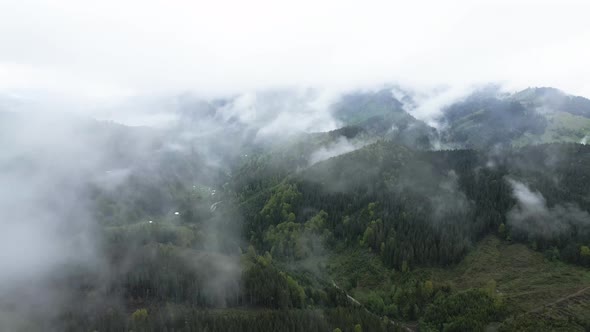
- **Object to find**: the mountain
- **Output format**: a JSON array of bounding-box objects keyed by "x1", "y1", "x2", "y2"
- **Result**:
[
  {"x1": 234, "y1": 138, "x2": 590, "y2": 331},
  {"x1": 513, "y1": 87, "x2": 590, "y2": 118},
  {"x1": 332, "y1": 89, "x2": 437, "y2": 150},
  {"x1": 439, "y1": 87, "x2": 590, "y2": 148},
  {"x1": 3, "y1": 86, "x2": 590, "y2": 331},
  {"x1": 332, "y1": 89, "x2": 406, "y2": 125}
]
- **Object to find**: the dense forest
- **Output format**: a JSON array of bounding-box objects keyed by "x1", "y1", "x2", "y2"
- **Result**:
[
  {"x1": 3, "y1": 87, "x2": 590, "y2": 332},
  {"x1": 49, "y1": 138, "x2": 590, "y2": 331},
  {"x1": 5, "y1": 0, "x2": 590, "y2": 330}
]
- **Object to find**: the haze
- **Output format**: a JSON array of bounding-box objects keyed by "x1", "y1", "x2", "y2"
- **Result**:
[
  {"x1": 1, "y1": 0, "x2": 589, "y2": 101},
  {"x1": 2, "y1": 1, "x2": 590, "y2": 331}
]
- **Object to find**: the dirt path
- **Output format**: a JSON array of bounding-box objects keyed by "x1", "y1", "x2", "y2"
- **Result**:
[
  {"x1": 331, "y1": 280, "x2": 416, "y2": 332},
  {"x1": 528, "y1": 285, "x2": 590, "y2": 313}
]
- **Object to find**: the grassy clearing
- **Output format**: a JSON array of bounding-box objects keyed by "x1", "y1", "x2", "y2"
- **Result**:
[
  {"x1": 514, "y1": 111, "x2": 590, "y2": 146},
  {"x1": 327, "y1": 246, "x2": 394, "y2": 294},
  {"x1": 326, "y1": 235, "x2": 590, "y2": 328},
  {"x1": 424, "y1": 236, "x2": 590, "y2": 312}
]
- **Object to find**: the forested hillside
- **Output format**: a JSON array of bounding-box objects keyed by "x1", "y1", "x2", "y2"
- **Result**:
[
  {"x1": 2, "y1": 87, "x2": 590, "y2": 332},
  {"x1": 4, "y1": 0, "x2": 590, "y2": 330}
]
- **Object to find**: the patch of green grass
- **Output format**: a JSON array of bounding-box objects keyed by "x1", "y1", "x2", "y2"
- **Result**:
[
  {"x1": 513, "y1": 111, "x2": 590, "y2": 147},
  {"x1": 327, "y1": 247, "x2": 394, "y2": 292},
  {"x1": 451, "y1": 109, "x2": 486, "y2": 132},
  {"x1": 423, "y1": 236, "x2": 590, "y2": 312},
  {"x1": 326, "y1": 235, "x2": 590, "y2": 327}
]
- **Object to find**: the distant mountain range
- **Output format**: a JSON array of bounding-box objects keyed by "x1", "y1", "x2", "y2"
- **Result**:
[
  {"x1": 327, "y1": 86, "x2": 590, "y2": 150},
  {"x1": 3, "y1": 85, "x2": 590, "y2": 331}
]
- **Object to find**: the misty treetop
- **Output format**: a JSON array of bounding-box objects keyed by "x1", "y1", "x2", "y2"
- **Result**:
[{"x1": 3, "y1": 85, "x2": 590, "y2": 331}]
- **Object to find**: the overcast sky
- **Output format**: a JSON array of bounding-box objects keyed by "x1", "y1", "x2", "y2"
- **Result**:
[{"x1": 1, "y1": 0, "x2": 589, "y2": 99}]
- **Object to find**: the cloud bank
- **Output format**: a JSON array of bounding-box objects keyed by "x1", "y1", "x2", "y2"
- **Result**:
[
  {"x1": 0, "y1": 0, "x2": 589, "y2": 100},
  {"x1": 507, "y1": 179, "x2": 590, "y2": 239}
]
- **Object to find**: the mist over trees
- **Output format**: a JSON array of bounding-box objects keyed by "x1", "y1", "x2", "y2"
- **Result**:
[
  {"x1": 2, "y1": 0, "x2": 590, "y2": 330},
  {"x1": 0, "y1": 85, "x2": 589, "y2": 331}
]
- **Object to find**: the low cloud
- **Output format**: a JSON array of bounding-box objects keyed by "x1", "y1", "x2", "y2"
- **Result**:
[
  {"x1": 308, "y1": 136, "x2": 368, "y2": 166},
  {"x1": 219, "y1": 88, "x2": 341, "y2": 140},
  {"x1": 0, "y1": 115, "x2": 108, "y2": 330},
  {"x1": 507, "y1": 178, "x2": 590, "y2": 238}
]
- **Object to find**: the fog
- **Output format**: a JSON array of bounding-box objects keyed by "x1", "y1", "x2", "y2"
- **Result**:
[
  {"x1": 2, "y1": 1, "x2": 589, "y2": 132},
  {"x1": 0, "y1": 114, "x2": 111, "y2": 329},
  {"x1": 1, "y1": 0, "x2": 589, "y2": 100},
  {"x1": 507, "y1": 179, "x2": 590, "y2": 238},
  {"x1": 309, "y1": 136, "x2": 368, "y2": 165},
  {"x1": 0, "y1": 0, "x2": 590, "y2": 330}
]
